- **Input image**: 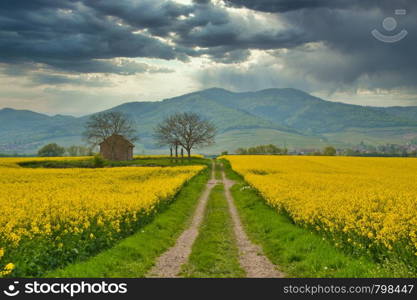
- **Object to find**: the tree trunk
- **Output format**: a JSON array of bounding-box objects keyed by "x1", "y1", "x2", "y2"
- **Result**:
[
  {"x1": 187, "y1": 148, "x2": 191, "y2": 158},
  {"x1": 170, "y1": 146, "x2": 173, "y2": 157},
  {"x1": 181, "y1": 148, "x2": 184, "y2": 158},
  {"x1": 175, "y1": 144, "x2": 178, "y2": 158}
]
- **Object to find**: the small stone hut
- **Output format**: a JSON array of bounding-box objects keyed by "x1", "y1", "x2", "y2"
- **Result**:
[{"x1": 99, "y1": 134, "x2": 134, "y2": 161}]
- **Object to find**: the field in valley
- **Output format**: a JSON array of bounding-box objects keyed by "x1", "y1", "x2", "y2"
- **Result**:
[
  {"x1": 223, "y1": 155, "x2": 417, "y2": 275},
  {"x1": 1, "y1": 155, "x2": 416, "y2": 278},
  {"x1": 0, "y1": 157, "x2": 204, "y2": 277}
]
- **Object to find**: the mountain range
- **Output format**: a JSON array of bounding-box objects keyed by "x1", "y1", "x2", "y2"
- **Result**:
[{"x1": 1, "y1": 88, "x2": 417, "y2": 154}]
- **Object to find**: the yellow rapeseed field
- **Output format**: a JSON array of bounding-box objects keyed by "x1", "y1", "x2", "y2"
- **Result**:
[
  {"x1": 0, "y1": 157, "x2": 204, "y2": 276},
  {"x1": 225, "y1": 155, "x2": 417, "y2": 264}
]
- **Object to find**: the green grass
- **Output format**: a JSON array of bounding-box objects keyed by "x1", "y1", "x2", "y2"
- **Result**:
[
  {"x1": 18, "y1": 157, "x2": 210, "y2": 168},
  {"x1": 214, "y1": 162, "x2": 222, "y2": 179},
  {"x1": 181, "y1": 183, "x2": 245, "y2": 278},
  {"x1": 220, "y1": 159, "x2": 409, "y2": 277},
  {"x1": 46, "y1": 167, "x2": 210, "y2": 278}
]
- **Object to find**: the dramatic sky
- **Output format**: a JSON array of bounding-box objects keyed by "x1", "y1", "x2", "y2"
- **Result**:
[{"x1": 0, "y1": 0, "x2": 416, "y2": 115}]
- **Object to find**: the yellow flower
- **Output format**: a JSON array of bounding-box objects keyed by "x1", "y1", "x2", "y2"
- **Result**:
[
  {"x1": 4, "y1": 263, "x2": 15, "y2": 271},
  {"x1": 225, "y1": 155, "x2": 417, "y2": 259},
  {"x1": 0, "y1": 157, "x2": 205, "y2": 275}
]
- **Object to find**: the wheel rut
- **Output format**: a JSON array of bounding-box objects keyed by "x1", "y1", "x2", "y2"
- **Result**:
[
  {"x1": 147, "y1": 161, "x2": 283, "y2": 278},
  {"x1": 222, "y1": 170, "x2": 284, "y2": 278},
  {"x1": 147, "y1": 162, "x2": 218, "y2": 278}
]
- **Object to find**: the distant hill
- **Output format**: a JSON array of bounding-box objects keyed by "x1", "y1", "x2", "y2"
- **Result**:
[{"x1": 1, "y1": 88, "x2": 417, "y2": 154}]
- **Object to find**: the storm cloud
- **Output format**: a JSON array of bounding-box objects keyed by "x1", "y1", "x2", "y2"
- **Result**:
[
  {"x1": 28, "y1": 74, "x2": 111, "y2": 87},
  {"x1": 0, "y1": 0, "x2": 187, "y2": 74},
  {"x1": 0, "y1": 0, "x2": 416, "y2": 113},
  {"x1": 225, "y1": 0, "x2": 416, "y2": 12},
  {"x1": 214, "y1": 0, "x2": 417, "y2": 94}
]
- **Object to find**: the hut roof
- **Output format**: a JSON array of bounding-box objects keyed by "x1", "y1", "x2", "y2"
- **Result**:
[{"x1": 99, "y1": 134, "x2": 134, "y2": 147}]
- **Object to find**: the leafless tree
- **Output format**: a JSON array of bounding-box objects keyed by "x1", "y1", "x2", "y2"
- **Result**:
[
  {"x1": 154, "y1": 112, "x2": 216, "y2": 157},
  {"x1": 83, "y1": 111, "x2": 138, "y2": 157},
  {"x1": 154, "y1": 114, "x2": 180, "y2": 157}
]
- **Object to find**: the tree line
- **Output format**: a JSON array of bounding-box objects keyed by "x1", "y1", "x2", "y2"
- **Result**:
[
  {"x1": 38, "y1": 144, "x2": 93, "y2": 157},
  {"x1": 235, "y1": 144, "x2": 288, "y2": 155}
]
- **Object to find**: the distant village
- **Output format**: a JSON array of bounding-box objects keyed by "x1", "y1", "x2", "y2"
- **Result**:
[
  {"x1": 294, "y1": 142, "x2": 417, "y2": 157},
  {"x1": 232, "y1": 141, "x2": 417, "y2": 157}
]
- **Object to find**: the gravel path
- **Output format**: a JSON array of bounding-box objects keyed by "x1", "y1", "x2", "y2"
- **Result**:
[
  {"x1": 222, "y1": 170, "x2": 285, "y2": 278},
  {"x1": 147, "y1": 162, "x2": 217, "y2": 278},
  {"x1": 147, "y1": 161, "x2": 283, "y2": 278}
]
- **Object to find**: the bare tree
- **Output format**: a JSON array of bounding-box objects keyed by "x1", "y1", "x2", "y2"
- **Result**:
[
  {"x1": 154, "y1": 114, "x2": 180, "y2": 157},
  {"x1": 176, "y1": 112, "x2": 216, "y2": 157},
  {"x1": 154, "y1": 112, "x2": 216, "y2": 158},
  {"x1": 83, "y1": 111, "x2": 138, "y2": 158}
]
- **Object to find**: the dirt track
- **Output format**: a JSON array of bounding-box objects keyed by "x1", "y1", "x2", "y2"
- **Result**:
[
  {"x1": 147, "y1": 162, "x2": 217, "y2": 278},
  {"x1": 222, "y1": 170, "x2": 284, "y2": 278},
  {"x1": 147, "y1": 161, "x2": 283, "y2": 278}
]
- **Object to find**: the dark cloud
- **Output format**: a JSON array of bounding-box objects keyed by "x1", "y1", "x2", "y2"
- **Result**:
[
  {"x1": 37, "y1": 59, "x2": 174, "y2": 75},
  {"x1": 83, "y1": 0, "x2": 194, "y2": 37},
  {"x1": 280, "y1": 5, "x2": 417, "y2": 90},
  {"x1": 225, "y1": 0, "x2": 352, "y2": 12},
  {"x1": 0, "y1": 0, "x2": 309, "y2": 75},
  {"x1": 202, "y1": 0, "x2": 417, "y2": 94},
  {"x1": 0, "y1": 0, "x2": 185, "y2": 75},
  {"x1": 0, "y1": 0, "x2": 72, "y2": 11},
  {"x1": 0, "y1": 0, "x2": 317, "y2": 73},
  {"x1": 166, "y1": 3, "x2": 310, "y2": 63},
  {"x1": 225, "y1": 0, "x2": 415, "y2": 13},
  {"x1": 28, "y1": 74, "x2": 110, "y2": 87},
  {"x1": 206, "y1": 49, "x2": 251, "y2": 64},
  {"x1": 193, "y1": 0, "x2": 211, "y2": 4}
]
